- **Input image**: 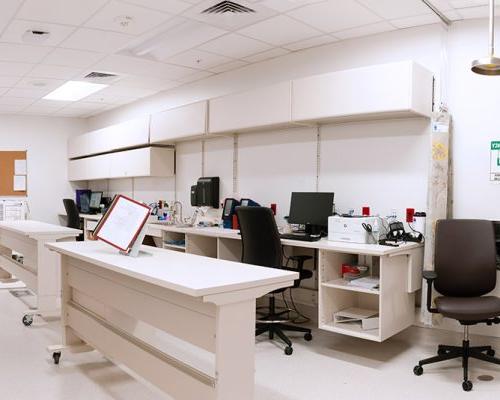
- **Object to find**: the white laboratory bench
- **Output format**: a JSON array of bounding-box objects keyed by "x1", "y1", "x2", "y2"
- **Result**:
[
  {"x1": 0, "y1": 220, "x2": 81, "y2": 324},
  {"x1": 152, "y1": 224, "x2": 424, "y2": 342},
  {"x1": 46, "y1": 240, "x2": 297, "y2": 400}
]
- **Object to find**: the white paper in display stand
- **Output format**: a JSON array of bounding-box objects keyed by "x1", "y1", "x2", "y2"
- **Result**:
[{"x1": 94, "y1": 195, "x2": 151, "y2": 257}]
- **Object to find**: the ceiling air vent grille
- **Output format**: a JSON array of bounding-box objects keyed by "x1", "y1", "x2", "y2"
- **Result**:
[
  {"x1": 84, "y1": 72, "x2": 118, "y2": 80},
  {"x1": 202, "y1": 1, "x2": 255, "y2": 14}
]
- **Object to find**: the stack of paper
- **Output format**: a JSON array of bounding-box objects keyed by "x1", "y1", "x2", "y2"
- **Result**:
[{"x1": 348, "y1": 277, "x2": 380, "y2": 290}]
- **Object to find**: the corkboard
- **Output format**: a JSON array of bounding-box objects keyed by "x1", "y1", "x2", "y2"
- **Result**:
[{"x1": 0, "y1": 151, "x2": 27, "y2": 196}]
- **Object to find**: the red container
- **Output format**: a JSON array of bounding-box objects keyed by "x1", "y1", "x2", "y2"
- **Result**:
[
  {"x1": 362, "y1": 206, "x2": 370, "y2": 216},
  {"x1": 406, "y1": 208, "x2": 415, "y2": 223},
  {"x1": 232, "y1": 214, "x2": 239, "y2": 230},
  {"x1": 270, "y1": 203, "x2": 277, "y2": 215}
]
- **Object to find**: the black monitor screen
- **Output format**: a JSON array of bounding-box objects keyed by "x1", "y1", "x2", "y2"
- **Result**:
[
  {"x1": 288, "y1": 192, "x2": 334, "y2": 227},
  {"x1": 89, "y1": 192, "x2": 102, "y2": 209},
  {"x1": 80, "y1": 193, "x2": 90, "y2": 214}
]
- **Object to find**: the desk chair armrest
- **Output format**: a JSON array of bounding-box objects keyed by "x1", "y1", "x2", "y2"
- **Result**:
[{"x1": 423, "y1": 270, "x2": 438, "y2": 314}]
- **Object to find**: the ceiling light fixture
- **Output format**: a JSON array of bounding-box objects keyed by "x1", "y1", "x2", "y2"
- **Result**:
[
  {"x1": 43, "y1": 81, "x2": 108, "y2": 102},
  {"x1": 471, "y1": 0, "x2": 500, "y2": 75}
]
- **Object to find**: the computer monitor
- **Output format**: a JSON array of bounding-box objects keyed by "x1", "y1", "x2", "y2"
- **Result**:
[
  {"x1": 288, "y1": 192, "x2": 334, "y2": 234},
  {"x1": 80, "y1": 192, "x2": 90, "y2": 214},
  {"x1": 89, "y1": 191, "x2": 103, "y2": 211}
]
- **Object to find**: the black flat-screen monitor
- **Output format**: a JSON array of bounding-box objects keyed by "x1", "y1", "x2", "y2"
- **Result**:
[{"x1": 288, "y1": 192, "x2": 334, "y2": 229}]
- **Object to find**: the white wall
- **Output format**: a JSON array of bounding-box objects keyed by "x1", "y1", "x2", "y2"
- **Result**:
[
  {"x1": 85, "y1": 24, "x2": 445, "y2": 225},
  {"x1": 0, "y1": 116, "x2": 87, "y2": 224}
]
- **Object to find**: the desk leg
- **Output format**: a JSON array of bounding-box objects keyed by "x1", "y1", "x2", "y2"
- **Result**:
[{"x1": 215, "y1": 299, "x2": 256, "y2": 400}]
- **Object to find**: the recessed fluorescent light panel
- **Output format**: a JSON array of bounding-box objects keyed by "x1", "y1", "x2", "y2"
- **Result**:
[{"x1": 43, "y1": 81, "x2": 108, "y2": 101}]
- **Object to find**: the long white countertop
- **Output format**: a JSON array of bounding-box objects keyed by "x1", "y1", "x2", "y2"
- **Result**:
[
  {"x1": 46, "y1": 241, "x2": 298, "y2": 298},
  {"x1": 153, "y1": 224, "x2": 422, "y2": 256},
  {"x1": 0, "y1": 220, "x2": 81, "y2": 238}
]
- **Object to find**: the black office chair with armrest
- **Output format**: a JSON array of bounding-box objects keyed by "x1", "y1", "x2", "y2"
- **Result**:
[
  {"x1": 414, "y1": 219, "x2": 500, "y2": 391},
  {"x1": 63, "y1": 199, "x2": 84, "y2": 242},
  {"x1": 236, "y1": 206, "x2": 313, "y2": 356}
]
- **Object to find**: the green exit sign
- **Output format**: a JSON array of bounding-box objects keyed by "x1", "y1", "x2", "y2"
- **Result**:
[{"x1": 492, "y1": 141, "x2": 500, "y2": 150}]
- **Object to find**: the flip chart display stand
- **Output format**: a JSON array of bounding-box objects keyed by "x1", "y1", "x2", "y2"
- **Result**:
[{"x1": 93, "y1": 195, "x2": 151, "y2": 257}]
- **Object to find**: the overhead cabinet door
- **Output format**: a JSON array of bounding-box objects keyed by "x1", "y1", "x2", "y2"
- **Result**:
[
  {"x1": 150, "y1": 101, "x2": 207, "y2": 143},
  {"x1": 209, "y1": 81, "x2": 292, "y2": 134},
  {"x1": 292, "y1": 61, "x2": 433, "y2": 124},
  {"x1": 68, "y1": 116, "x2": 151, "y2": 159}
]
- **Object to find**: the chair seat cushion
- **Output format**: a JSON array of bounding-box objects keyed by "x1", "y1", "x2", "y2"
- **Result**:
[{"x1": 435, "y1": 296, "x2": 500, "y2": 321}]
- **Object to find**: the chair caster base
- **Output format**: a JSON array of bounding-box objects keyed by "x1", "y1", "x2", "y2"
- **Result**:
[
  {"x1": 413, "y1": 365, "x2": 423, "y2": 376},
  {"x1": 284, "y1": 346, "x2": 293, "y2": 356},
  {"x1": 462, "y1": 380, "x2": 473, "y2": 392},
  {"x1": 53, "y1": 352, "x2": 61, "y2": 365}
]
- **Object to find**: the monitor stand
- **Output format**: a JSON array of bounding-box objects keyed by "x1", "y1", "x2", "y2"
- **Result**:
[{"x1": 305, "y1": 223, "x2": 326, "y2": 237}]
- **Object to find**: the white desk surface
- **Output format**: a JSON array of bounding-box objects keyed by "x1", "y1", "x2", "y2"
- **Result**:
[
  {"x1": 46, "y1": 241, "x2": 298, "y2": 298},
  {"x1": 59, "y1": 212, "x2": 102, "y2": 221},
  {"x1": 151, "y1": 224, "x2": 422, "y2": 256},
  {"x1": 0, "y1": 220, "x2": 81, "y2": 238}
]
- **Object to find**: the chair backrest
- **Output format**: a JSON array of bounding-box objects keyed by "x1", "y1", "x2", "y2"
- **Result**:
[
  {"x1": 434, "y1": 219, "x2": 497, "y2": 297},
  {"x1": 236, "y1": 206, "x2": 282, "y2": 268},
  {"x1": 63, "y1": 199, "x2": 80, "y2": 230}
]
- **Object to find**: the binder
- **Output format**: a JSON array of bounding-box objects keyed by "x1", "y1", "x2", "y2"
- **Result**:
[{"x1": 94, "y1": 195, "x2": 151, "y2": 255}]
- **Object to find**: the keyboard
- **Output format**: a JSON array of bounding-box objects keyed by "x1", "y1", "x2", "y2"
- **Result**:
[{"x1": 279, "y1": 233, "x2": 322, "y2": 242}]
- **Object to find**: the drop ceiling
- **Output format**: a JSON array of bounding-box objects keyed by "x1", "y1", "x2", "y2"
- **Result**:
[{"x1": 0, "y1": 0, "x2": 494, "y2": 118}]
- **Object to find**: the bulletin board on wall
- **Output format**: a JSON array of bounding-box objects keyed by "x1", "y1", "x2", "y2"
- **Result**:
[{"x1": 0, "y1": 151, "x2": 27, "y2": 196}]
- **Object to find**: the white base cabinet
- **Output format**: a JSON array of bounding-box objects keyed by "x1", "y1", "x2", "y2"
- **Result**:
[{"x1": 68, "y1": 147, "x2": 174, "y2": 181}]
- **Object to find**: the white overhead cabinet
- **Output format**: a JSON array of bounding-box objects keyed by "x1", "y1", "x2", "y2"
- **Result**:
[
  {"x1": 68, "y1": 116, "x2": 151, "y2": 159},
  {"x1": 209, "y1": 81, "x2": 292, "y2": 134},
  {"x1": 292, "y1": 61, "x2": 433, "y2": 124},
  {"x1": 68, "y1": 147, "x2": 174, "y2": 181},
  {"x1": 150, "y1": 101, "x2": 207, "y2": 143}
]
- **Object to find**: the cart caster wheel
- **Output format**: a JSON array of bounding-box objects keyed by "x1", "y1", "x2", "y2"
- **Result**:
[
  {"x1": 413, "y1": 365, "x2": 423, "y2": 376},
  {"x1": 304, "y1": 332, "x2": 313, "y2": 341},
  {"x1": 486, "y1": 349, "x2": 496, "y2": 357},
  {"x1": 462, "y1": 380, "x2": 473, "y2": 392},
  {"x1": 284, "y1": 346, "x2": 293, "y2": 356},
  {"x1": 22, "y1": 314, "x2": 33, "y2": 327},
  {"x1": 53, "y1": 352, "x2": 61, "y2": 365}
]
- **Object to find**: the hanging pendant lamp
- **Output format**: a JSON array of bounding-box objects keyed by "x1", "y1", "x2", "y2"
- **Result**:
[{"x1": 471, "y1": 0, "x2": 500, "y2": 75}]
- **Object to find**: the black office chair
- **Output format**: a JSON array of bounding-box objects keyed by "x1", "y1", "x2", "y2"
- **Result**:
[
  {"x1": 414, "y1": 219, "x2": 500, "y2": 391},
  {"x1": 236, "y1": 206, "x2": 313, "y2": 355},
  {"x1": 63, "y1": 199, "x2": 84, "y2": 242}
]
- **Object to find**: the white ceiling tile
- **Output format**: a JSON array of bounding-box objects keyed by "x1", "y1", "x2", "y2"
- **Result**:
[
  {"x1": 176, "y1": 70, "x2": 213, "y2": 83},
  {"x1": 199, "y1": 33, "x2": 272, "y2": 59},
  {"x1": 18, "y1": 0, "x2": 108, "y2": 26},
  {"x1": 62, "y1": 28, "x2": 134, "y2": 53},
  {"x1": 0, "y1": 1, "x2": 22, "y2": 34},
  {"x1": 182, "y1": 0, "x2": 279, "y2": 31},
  {"x1": 0, "y1": 62, "x2": 34, "y2": 77},
  {"x1": 0, "y1": 44, "x2": 52, "y2": 63},
  {"x1": 260, "y1": 0, "x2": 326, "y2": 12},
  {"x1": 243, "y1": 48, "x2": 290, "y2": 63},
  {"x1": 0, "y1": 104, "x2": 27, "y2": 114},
  {"x1": 83, "y1": 91, "x2": 139, "y2": 105},
  {"x1": 442, "y1": 9, "x2": 463, "y2": 20},
  {"x1": 0, "y1": 76, "x2": 21, "y2": 87},
  {"x1": 66, "y1": 101, "x2": 106, "y2": 111},
  {"x1": 456, "y1": 5, "x2": 500, "y2": 18},
  {"x1": 33, "y1": 98, "x2": 74, "y2": 108},
  {"x1": 15, "y1": 77, "x2": 65, "y2": 91},
  {"x1": 121, "y1": 0, "x2": 192, "y2": 14},
  {"x1": 283, "y1": 34, "x2": 338, "y2": 51},
  {"x1": 5, "y1": 87, "x2": 51, "y2": 99},
  {"x1": 43, "y1": 48, "x2": 105, "y2": 68},
  {"x1": 0, "y1": 97, "x2": 36, "y2": 106},
  {"x1": 111, "y1": 75, "x2": 181, "y2": 90},
  {"x1": 449, "y1": 0, "x2": 487, "y2": 7},
  {"x1": 93, "y1": 54, "x2": 198, "y2": 79},
  {"x1": 357, "y1": 0, "x2": 432, "y2": 20},
  {"x1": 0, "y1": 20, "x2": 76, "y2": 47},
  {"x1": 287, "y1": 0, "x2": 382, "y2": 33},
  {"x1": 27, "y1": 64, "x2": 83, "y2": 79},
  {"x1": 124, "y1": 18, "x2": 227, "y2": 61},
  {"x1": 209, "y1": 60, "x2": 249, "y2": 74},
  {"x1": 85, "y1": 0, "x2": 173, "y2": 36},
  {"x1": 334, "y1": 21, "x2": 396, "y2": 39},
  {"x1": 239, "y1": 15, "x2": 322, "y2": 46},
  {"x1": 0, "y1": 88, "x2": 11, "y2": 97},
  {"x1": 24, "y1": 102, "x2": 65, "y2": 114},
  {"x1": 94, "y1": 85, "x2": 157, "y2": 98},
  {"x1": 165, "y1": 49, "x2": 232, "y2": 70},
  {"x1": 391, "y1": 13, "x2": 441, "y2": 28},
  {"x1": 53, "y1": 108, "x2": 89, "y2": 117}
]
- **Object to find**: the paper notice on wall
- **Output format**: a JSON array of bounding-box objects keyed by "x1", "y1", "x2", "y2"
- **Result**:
[
  {"x1": 13, "y1": 175, "x2": 26, "y2": 191},
  {"x1": 14, "y1": 159, "x2": 27, "y2": 175}
]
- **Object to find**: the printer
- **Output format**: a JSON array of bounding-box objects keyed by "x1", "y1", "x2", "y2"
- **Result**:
[{"x1": 328, "y1": 216, "x2": 386, "y2": 244}]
